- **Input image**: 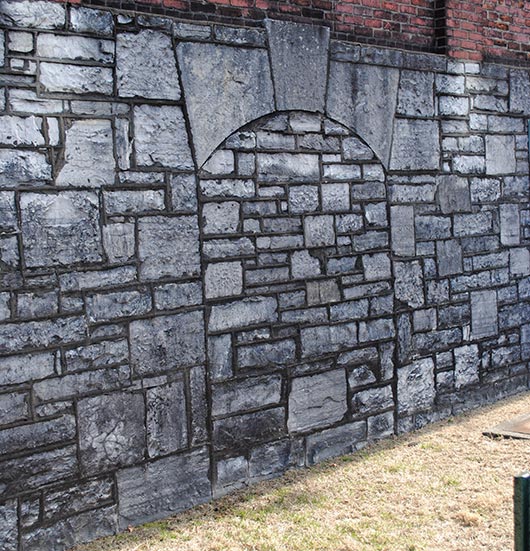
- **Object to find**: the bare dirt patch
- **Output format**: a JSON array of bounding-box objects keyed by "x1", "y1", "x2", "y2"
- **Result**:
[{"x1": 75, "y1": 392, "x2": 530, "y2": 551}]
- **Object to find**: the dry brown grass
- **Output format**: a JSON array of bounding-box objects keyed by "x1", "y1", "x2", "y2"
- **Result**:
[{"x1": 75, "y1": 392, "x2": 530, "y2": 551}]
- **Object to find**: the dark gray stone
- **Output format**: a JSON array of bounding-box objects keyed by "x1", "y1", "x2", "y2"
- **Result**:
[
  {"x1": 209, "y1": 296, "x2": 277, "y2": 332},
  {"x1": 0, "y1": 499, "x2": 17, "y2": 551},
  {"x1": 0, "y1": 392, "x2": 29, "y2": 426},
  {"x1": 266, "y1": 20, "x2": 329, "y2": 112},
  {"x1": 436, "y1": 175, "x2": 471, "y2": 214},
  {"x1": 351, "y1": 385, "x2": 393, "y2": 415},
  {"x1": 78, "y1": 392, "x2": 145, "y2": 475},
  {"x1": 130, "y1": 311, "x2": 205, "y2": 376},
  {"x1": 305, "y1": 422, "x2": 366, "y2": 465},
  {"x1": 177, "y1": 42, "x2": 274, "y2": 166},
  {"x1": 301, "y1": 322, "x2": 357, "y2": 358},
  {"x1": 437, "y1": 239, "x2": 462, "y2": 276},
  {"x1": 288, "y1": 370, "x2": 347, "y2": 432},
  {"x1": 237, "y1": 340, "x2": 296, "y2": 368}
]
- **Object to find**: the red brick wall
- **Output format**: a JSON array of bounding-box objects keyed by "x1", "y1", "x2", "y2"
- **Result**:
[{"x1": 58, "y1": 0, "x2": 530, "y2": 63}]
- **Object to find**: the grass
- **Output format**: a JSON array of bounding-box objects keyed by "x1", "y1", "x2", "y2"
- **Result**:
[{"x1": 74, "y1": 391, "x2": 530, "y2": 551}]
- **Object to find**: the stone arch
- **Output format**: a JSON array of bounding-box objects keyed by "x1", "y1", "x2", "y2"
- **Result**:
[{"x1": 199, "y1": 110, "x2": 397, "y2": 486}]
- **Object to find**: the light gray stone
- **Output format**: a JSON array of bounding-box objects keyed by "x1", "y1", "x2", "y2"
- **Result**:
[
  {"x1": 39, "y1": 63, "x2": 113, "y2": 94},
  {"x1": 288, "y1": 370, "x2": 347, "y2": 432},
  {"x1": 438, "y1": 95, "x2": 468, "y2": 116},
  {"x1": 500, "y1": 203, "x2": 520, "y2": 245},
  {"x1": 397, "y1": 358, "x2": 435, "y2": 415},
  {"x1": 0, "y1": 115, "x2": 44, "y2": 146},
  {"x1": 202, "y1": 150, "x2": 234, "y2": 175},
  {"x1": 70, "y1": 7, "x2": 114, "y2": 35},
  {"x1": 0, "y1": 391, "x2": 28, "y2": 425},
  {"x1": 394, "y1": 261, "x2": 424, "y2": 308},
  {"x1": 436, "y1": 175, "x2": 471, "y2": 214},
  {"x1": 288, "y1": 185, "x2": 319, "y2": 214},
  {"x1": 177, "y1": 42, "x2": 274, "y2": 166},
  {"x1": 454, "y1": 344, "x2": 480, "y2": 389},
  {"x1": 205, "y1": 261, "x2": 243, "y2": 298},
  {"x1": 208, "y1": 334, "x2": 232, "y2": 380},
  {"x1": 266, "y1": 20, "x2": 329, "y2": 112},
  {"x1": 510, "y1": 248, "x2": 530, "y2": 277},
  {"x1": 389, "y1": 119, "x2": 440, "y2": 171},
  {"x1": 117, "y1": 448, "x2": 211, "y2": 528},
  {"x1": 0, "y1": 149, "x2": 51, "y2": 184},
  {"x1": 171, "y1": 173, "x2": 197, "y2": 212},
  {"x1": 173, "y1": 22, "x2": 211, "y2": 40},
  {"x1": 0, "y1": 500, "x2": 18, "y2": 551},
  {"x1": 7, "y1": 89, "x2": 64, "y2": 114},
  {"x1": 65, "y1": 340, "x2": 128, "y2": 372},
  {"x1": 154, "y1": 281, "x2": 203, "y2": 310},
  {"x1": 362, "y1": 252, "x2": 391, "y2": 281},
  {"x1": 78, "y1": 392, "x2": 145, "y2": 475},
  {"x1": 391, "y1": 205, "x2": 415, "y2": 257},
  {"x1": 20, "y1": 192, "x2": 102, "y2": 267},
  {"x1": 0, "y1": 352, "x2": 57, "y2": 386},
  {"x1": 104, "y1": 190, "x2": 165, "y2": 215},
  {"x1": 130, "y1": 311, "x2": 205, "y2": 375},
  {"x1": 17, "y1": 290, "x2": 58, "y2": 318},
  {"x1": 486, "y1": 135, "x2": 516, "y2": 175},
  {"x1": 146, "y1": 381, "x2": 188, "y2": 457},
  {"x1": 258, "y1": 153, "x2": 320, "y2": 182},
  {"x1": 60, "y1": 266, "x2": 136, "y2": 291},
  {"x1": 291, "y1": 250, "x2": 321, "y2": 279},
  {"x1": 134, "y1": 105, "x2": 193, "y2": 169},
  {"x1": 471, "y1": 289, "x2": 498, "y2": 338},
  {"x1": 86, "y1": 289, "x2": 152, "y2": 322},
  {"x1": 397, "y1": 70, "x2": 434, "y2": 117},
  {"x1": 0, "y1": 192, "x2": 16, "y2": 230},
  {"x1": 138, "y1": 216, "x2": 200, "y2": 280},
  {"x1": 322, "y1": 183, "x2": 350, "y2": 212},
  {"x1": 37, "y1": 34, "x2": 114, "y2": 63},
  {"x1": 358, "y1": 318, "x2": 395, "y2": 343},
  {"x1": 301, "y1": 322, "x2": 357, "y2": 358},
  {"x1": 209, "y1": 296, "x2": 277, "y2": 332},
  {"x1": 342, "y1": 136, "x2": 374, "y2": 161},
  {"x1": 307, "y1": 279, "x2": 340, "y2": 305},
  {"x1": 327, "y1": 62, "x2": 399, "y2": 167},
  {"x1": 102, "y1": 223, "x2": 135, "y2": 263},
  {"x1": 304, "y1": 215, "x2": 335, "y2": 248},
  {"x1": 117, "y1": 31, "x2": 180, "y2": 100},
  {"x1": 57, "y1": 119, "x2": 115, "y2": 186},
  {"x1": 8, "y1": 31, "x2": 33, "y2": 53},
  {"x1": 0, "y1": 1, "x2": 65, "y2": 28},
  {"x1": 510, "y1": 70, "x2": 530, "y2": 114}
]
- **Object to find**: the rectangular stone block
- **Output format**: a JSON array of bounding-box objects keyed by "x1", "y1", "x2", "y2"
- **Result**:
[
  {"x1": 130, "y1": 311, "x2": 205, "y2": 376},
  {"x1": 237, "y1": 339, "x2": 296, "y2": 369},
  {"x1": 301, "y1": 322, "x2": 357, "y2": 358},
  {"x1": 304, "y1": 215, "x2": 335, "y2": 248},
  {"x1": 65, "y1": 340, "x2": 128, "y2": 372},
  {"x1": 70, "y1": 7, "x2": 114, "y2": 35},
  {"x1": 437, "y1": 239, "x2": 462, "y2": 276},
  {"x1": 86, "y1": 289, "x2": 152, "y2": 322},
  {"x1": 305, "y1": 421, "x2": 366, "y2": 465},
  {"x1": 0, "y1": 149, "x2": 51, "y2": 185},
  {"x1": 471, "y1": 290, "x2": 498, "y2": 338},
  {"x1": 257, "y1": 153, "x2": 319, "y2": 182},
  {"x1": 60, "y1": 266, "x2": 136, "y2": 292},
  {"x1": 0, "y1": 499, "x2": 17, "y2": 551},
  {"x1": 104, "y1": 189, "x2": 166, "y2": 215},
  {"x1": 40, "y1": 63, "x2": 113, "y2": 94},
  {"x1": 397, "y1": 358, "x2": 435, "y2": 415},
  {"x1": 391, "y1": 205, "x2": 415, "y2": 257},
  {"x1": 37, "y1": 34, "x2": 114, "y2": 63},
  {"x1": 0, "y1": 351, "x2": 57, "y2": 386},
  {"x1": 154, "y1": 281, "x2": 203, "y2": 310},
  {"x1": 486, "y1": 135, "x2": 516, "y2": 175},
  {"x1": 0, "y1": 1, "x2": 65, "y2": 28},
  {"x1": 454, "y1": 344, "x2": 480, "y2": 389},
  {"x1": 0, "y1": 391, "x2": 29, "y2": 426},
  {"x1": 208, "y1": 296, "x2": 277, "y2": 332},
  {"x1": 389, "y1": 119, "x2": 440, "y2": 171},
  {"x1": 500, "y1": 203, "x2": 520, "y2": 245}
]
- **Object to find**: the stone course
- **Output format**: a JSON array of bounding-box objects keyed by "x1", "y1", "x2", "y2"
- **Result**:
[{"x1": 0, "y1": 2, "x2": 529, "y2": 549}]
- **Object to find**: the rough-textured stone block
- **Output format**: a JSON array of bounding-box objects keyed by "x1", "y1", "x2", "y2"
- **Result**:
[
  {"x1": 117, "y1": 31, "x2": 180, "y2": 100},
  {"x1": 102, "y1": 223, "x2": 135, "y2": 263},
  {"x1": 471, "y1": 290, "x2": 498, "y2": 338},
  {"x1": 202, "y1": 202, "x2": 240, "y2": 235},
  {"x1": 390, "y1": 205, "x2": 415, "y2": 257},
  {"x1": 304, "y1": 215, "x2": 335, "y2": 248},
  {"x1": 57, "y1": 119, "x2": 114, "y2": 186},
  {"x1": 205, "y1": 261, "x2": 243, "y2": 298},
  {"x1": 134, "y1": 105, "x2": 193, "y2": 169},
  {"x1": 394, "y1": 261, "x2": 424, "y2": 308},
  {"x1": 171, "y1": 173, "x2": 197, "y2": 212},
  {"x1": 138, "y1": 216, "x2": 200, "y2": 280},
  {"x1": 301, "y1": 322, "x2": 357, "y2": 357},
  {"x1": 70, "y1": 7, "x2": 114, "y2": 35},
  {"x1": 258, "y1": 153, "x2": 320, "y2": 182},
  {"x1": 37, "y1": 34, "x2": 114, "y2": 63},
  {"x1": 500, "y1": 204, "x2": 520, "y2": 245},
  {"x1": 40, "y1": 63, "x2": 113, "y2": 94},
  {"x1": 288, "y1": 370, "x2": 347, "y2": 432},
  {"x1": 0, "y1": 149, "x2": 51, "y2": 184},
  {"x1": 397, "y1": 70, "x2": 434, "y2": 117},
  {"x1": 0, "y1": 352, "x2": 56, "y2": 386},
  {"x1": 154, "y1": 281, "x2": 203, "y2": 310},
  {"x1": 0, "y1": 0, "x2": 65, "y2": 28},
  {"x1": 0, "y1": 499, "x2": 17, "y2": 551},
  {"x1": 177, "y1": 42, "x2": 274, "y2": 166},
  {"x1": 454, "y1": 344, "x2": 480, "y2": 389},
  {"x1": 237, "y1": 340, "x2": 296, "y2": 368},
  {"x1": 78, "y1": 392, "x2": 145, "y2": 475},
  {"x1": 510, "y1": 248, "x2": 530, "y2": 277},
  {"x1": 20, "y1": 192, "x2": 102, "y2": 267},
  {"x1": 0, "y1": 115, "x2": 44, "y2": 146},
  {"x1": 305, "y1": 422, "x2": 366, "y2": 465},
  {"x1": 86, "y1": 289, "x2": 152, "y2": 322},
  {"x1": 130, "y1": 311, "x2": 205, "y2": 375},
  {"x1": 510, "y1": 70, "x2": 530, "y2": 114},
  {"x1": 397, "y1": 358, "x2": 435, "y2": 415},
  {"x1": 104, "y1": 190, "x2": 165, "y2": 215},
  {"x1": 486, "y1": 135, "x2": 516, "y2": 175},
  {"x1": 436, "y1": 175, "x2": 471, "y2": 214},
  {"x1": 389, "y1": 119, "x2": 440, "y2": 171},
  {"x1": 209, "y1": 296, "x2": 277, "y2": 332},
  {"x1": 437, "y1": 239, "x2": 462, "y2": 276},
  {"x1": 351, "y1": 385, "x2": 393, "y2": 415},
  {"x1": 266, "y1": 20, "x2": 329, "y2": 112}
]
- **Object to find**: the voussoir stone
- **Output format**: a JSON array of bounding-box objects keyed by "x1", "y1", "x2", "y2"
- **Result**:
[
  {"x1": 117, "y1": 30, "x2": 180, "y2": 100},
  {"x1": 177, "y1": 42, "x2": 274, "y2": 167}
]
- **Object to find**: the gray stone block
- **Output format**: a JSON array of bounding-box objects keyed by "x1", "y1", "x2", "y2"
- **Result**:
[
  {"x1": 288, "y1": 370, "x2": 347, "y2": 432},
  {"x1": 327, "y1": 62, "x2": 399, "y2": 167},
  {"x1": 394, "y1": 261, "x2": 424, "y2": 308},
  {"x1": 209, "y1": 296, "x2": 277, "y2": 332},
  {"x1": 307, "y1": 279, "x2": 340, "y2": 305},
  {"x1": 301, "y1": 322, "x2": 357, "y2": 358},
  {"x1": 146, "y1": 381, "x2": 188, "y2": 457},
  {"x1": 0, "y1": 351, "x2": 57, "y2": 386},
  {"x1": 130, "y1": 311, "x2": 205, "y2": 376},
  {"x1": 510, "y1": 70, "x2": 530, "y2": 114},
  {"x1": 177, "y1": 42, "x2": 274, "y2": 166},
  {"x1": 437, "y1": 239, "x2": 462, "y2": 276},
  {"x1": 117, "y1": 31, "x2": 180, "y2": 100},
  {"x1": 70, "y1": 7, "x2": 114, "y2": 35},
  {"x1": 471, "y1": 290, "x2": 498, "y2": 338},
  {"x1": 266, "y1": 20, "x2": 329, "y2": 112},
  {"x1": 215, "y1": 456, "x2": 248, "y2": 496},
  {"x1": 0, "y1": 499, "x2": 17, "y2": 551},
  {"x1": 436, "y1": 175, "x2": 471, "y2": 214},
  {"x1": 454, "y1": 344, "x2": 480, "y2": 389},
  {"x1": 258, "y1": 153, "x2": 320, "y2": 182},
  {"x1": 202, "y1": 202, "x2": 240, "y2": 235},
  {"x1": 352, "y1": 385, "x2": 394, "y2": 415},
  {"x1": 322, "y1": 183, "x2": 350, "y2": 211},
  {"x1": 40, "y1": 63, "x2": 113, "y2": 94},
  {"x1": 389, "y1": 119, "x2": 440, "y2": 171},
  {"x1": 208, "y1": 335, "x2": 233, "y2": 380},
  {"x1": 205, "y1": 261, "x2": 243, "y2": 299},
  {"x1": 358, "y1": 318, "x2": 395, "y2": 343},
  {"x1": 102, "y1": 223, "x2": 135, "y2": 263},
  {"x1": 397, "y1": 70, "x2": 434, "y2": 117},
  {"x1": 237, "y1": 339, "x2": 296, "y2": 368},
  {"x1": 65, "y1": 340, "x2": 128, "y2": 372},
  {"x1": 104, "y1": 190, "x2": 165, "y2": 215},
  {"x1": 211, "y1": 375, "x2": 282, "y2": 416},
  {"x1": 0, "y1": 391, "x2": 29, "y2": 426},
  {"x1": 78, "y1": 392, "x2": 145, "y2": 475},
  {"x1": 0, "y1": 149, "x2": 51, "y2": 184},
  {"x1": 0, "y1": 115, "x2": 44, "y2": 146},
  {"x1": 485, "y1": 135, "x2": 516, "y2": 175},
  {"x1": 500, "y1": 204, "x2": 520, "y2": 245},
  {"x1": 134, "y1": 105, "x2": 193, "y2": 169},
  {"x1": 20, "y1": 192, "x2": 102, "y2": 267},
  {"x1": 170, "y1": 173, "x2": 197, "y2": 212},
  {"x1": 37, "y1": 34, "x2": 114, "y2": 63},
  {"x1": 86, "y1": 289, "x2": 152, "y2": 322},
  {"x1": 17, "y1": 290, "x2": 58, "y2": 318},
  {"x1": 288, "y1": 185, "x2": 319, "y2": 214},
  {"x1": 154, "y1": 281, "x2": 202, "y2": 311},
  {"x1": 0, "y1": 0, "x2": 65, "y2": 28},
  {"x1": 397, "y1": 358, "x2": 435, "y2": 415},
  {"x1": 138, "y1": 216, "x2": 200, "y2": 280},
  {"x1": 305, "y1": 421, "x2": 366, "y2": 465},
  {"x1": 510, "y1": 248, "x2": 530, "y2": 277},
  {"x1": 362, "y1": 252, "x2": 391, "y2": 281},
  {"x1": 367, "y1": 411, "x2": 394, "y2": 440},
  {"x1": 342, "y1": 136, "x2": 374, "y2": 161},
  {"x1": 391, "y1": 205, "x2": 415, "y2": 257},
  {"x1": 291, "y1": 250, "x2": 321, "y2": 279},
  {"x1": 304, "y1": 215, "x2": 335, "y2": 248}
]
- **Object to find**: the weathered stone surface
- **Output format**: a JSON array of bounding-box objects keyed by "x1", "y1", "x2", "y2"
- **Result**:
[
  {"x1": 500, "y1": 204, "x2": 520, "y2": 245},
  {"x1": 190, "y1": 365, "x2": 208, "y2": 445},
  {"x1": 258, "y1": 153, "x2": 320, "y2": 182},
  {"x1": 20, "y1": 192, "x2": 102, "y2": 267},
  {"x1": 40, "y1": 63, "x2": 113, "y2": 94},
  {"x1": 70, "y1": 7, "x2": 114, "y2": 35},
  {"x1": 0, "y1": 115, "x2": 44, "y2": 146},
  {"x1": 104, "y1": 190, "x2": 165, "y2": 215},
  {"x1": 394, "y1": 261, "x2": 424, "y2": 308},
  {"x1": 0, "y1": 392, "x2": 29, "y2": 426},
  {"x1": 510, "y1": 70, "x2": 530, "y2": 114},
  {"x1": 0, "y1": 351, "x2": 56, "y2": 386},
  {"x1": 307, "y1": 279, "x2": 340, "y2": 305},
  {"x1": 102, "y1": 223, "x2": 135, "y2": 262},
  {"x1": 154, "y1": 281, "x2": 202, "y2": 310},
  {"x1": 305, "y1": 421, "x2": 366, "y2": 465},
  {"x1": 389, "y1": 119, "x2": 440, "y2": 171},
  {"x1": 215, "y1": 456, "x2": 247, "y2": 496},
  {"x1": 301, "y1": 322, "x2": 357, "y2": 357},
  {"x1": 436, "y1": 175, "x2": 471, "y2": 214},
  {"x1": 130, "y1": 311, "x2": 205, "y2": 375},
  {"x1": 65, "y1": 340, "x2": 128, "y2": 372},
  {"x1": 304, "y1": 215, "x2": 335, "y2": 248},
  {"x1": 212, "y1": 375, "x2": 282, "y2": 416},
  {"x1": 0, "y1": 1, "x2": 65, "y2": 28},
  {"x1": 37, "y1": 34, "x2": 114, "y2": 63},
  {"x1": 266, "y1": 20, "x2": 329, "y2": 112},
  {"x1": 397, "y1": 358, "x2": 435, "y2": 415},
  {"x1": 78, "y1": 392, "x2": 145, "y2": 475},
  {"x1": 358, "y1": 318, "x2": 395, "y2": 343},
  {"x1": 288, "y1": 370, "x2": 347, "y2": 432},
  {"x1": 171, "y1": 173, "x2": 197, "y2": 212},
  {"x1": 327, "y1": 62, "x2": 399, "y2": 167},
  {"x1": 202, "y1": 202, "x2": 240, "y2": 235},
  {"x1": 177, "y1": 42, "x2": 274, "y2": 166},
  {"x1": 146, "y1": 381, "x2": 188, "y2": 457},
  {"x1": 117, "y1": 448, "x2": 210, "y2": 527},
  {"x1": 471, "y1": 290, "x2": 498, "y2": 338},
  {"x1": 117, "y1": 31, "x2": 180, "y2": 100},
  {"x1": 134, "y1": 105, "x2": 193, "y2": 169},
  {"x1": 454, "y1": 344, "x2": 480, "y2": 389},
  {"x1": 138, "y1": 216, "x2": 200, "y2": 280},
  {"x1": 510, "y1": 248, "x2": 530, "y2": 277},
  {"x1": 60, "y1": 266, "x2": 136, "y2": 291},
  {"x1": 437, "y1": 239, "x2": 462, "y2": 276},
  {"x1": 397, "y1": 70, "x2": 434, "y2": 117},
  {"x1": 237, "y1": 340, "x2": 296, "y2": 369},
  {"x1": 208, "y1": 334, "x2": 233, "y2": 380},
  {"x1": 390, "y1": 205, "x2": 415, "y2": 257},
  {"x1": 0, "y1": 499, "x2": 17, "y2": 551},
  {"x1": 485, "y1": 135, "x2": 516, "y2": 175},
  {"x1": 351, "y1": 385, "x2": 393, "y2": 415},
  {"x1": 57, "y1": 119, "x2": 115, "y2": 186},
  {"x1": 86, "y1": 289, "x2": 152, "y2": 322},
  {"x1": 209, "y1": 296, "x2": 277, "y2": 332},
  {"x1": 0, "y1": 149, "x2": 51, "y2": 184}
]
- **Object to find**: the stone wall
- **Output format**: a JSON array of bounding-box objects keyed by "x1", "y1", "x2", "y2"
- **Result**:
[{"x1": 0, "y1": 1, "x2": 530, "y2": 549}]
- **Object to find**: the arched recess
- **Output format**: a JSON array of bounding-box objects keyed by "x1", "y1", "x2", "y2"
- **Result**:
[{"x1": 199, "y1": 111, "x2": 397, "y2": 488}]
